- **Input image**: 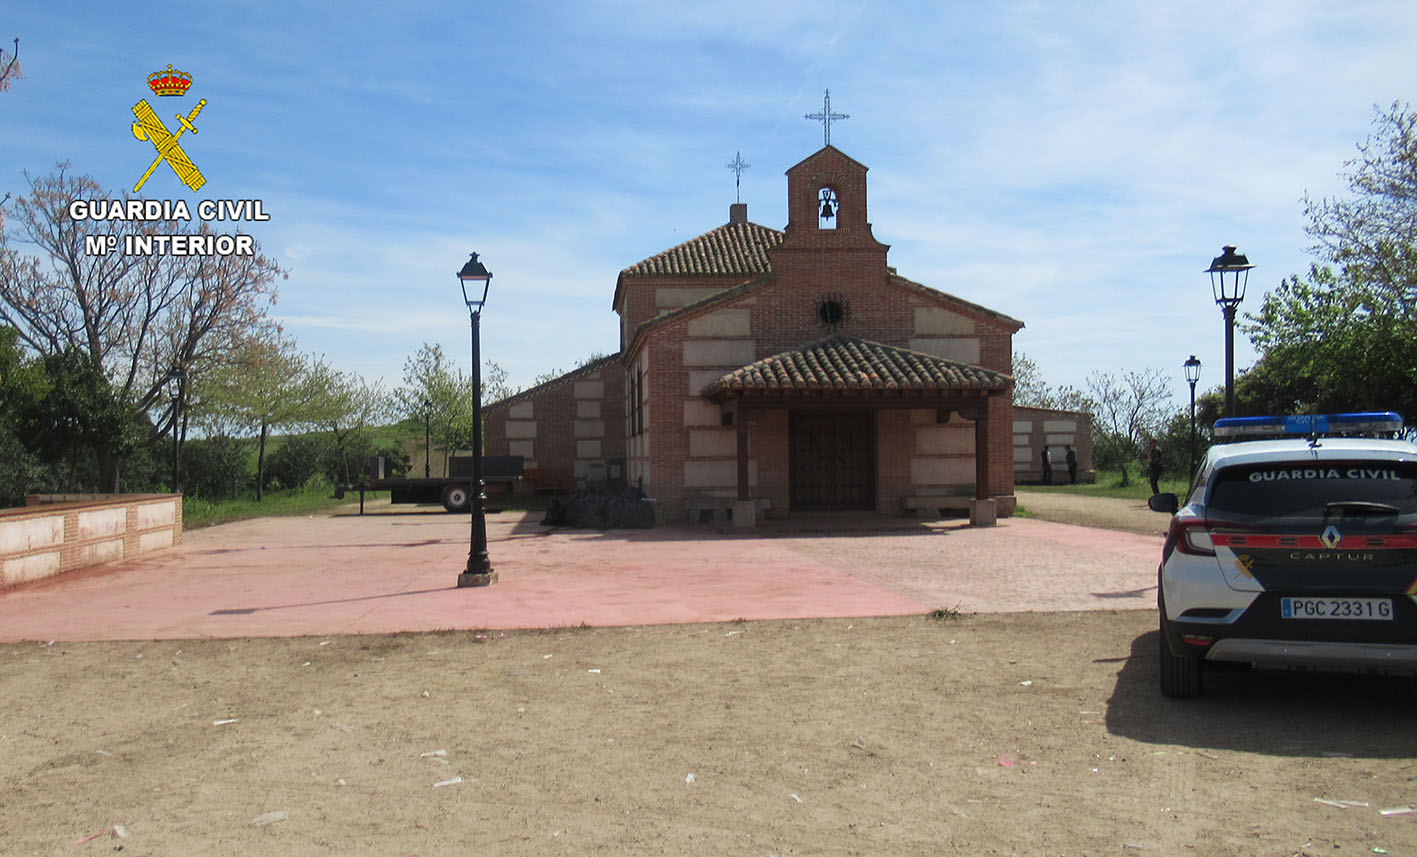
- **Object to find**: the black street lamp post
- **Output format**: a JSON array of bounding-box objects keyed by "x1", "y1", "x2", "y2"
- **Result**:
[
  {"x1": 1206, "y1": 245, "x2": 1253, "y2": 418},
  {"x1": 456, "y1": 253, "x2": 496, "y2": 588},
  {"x1": 423, "y1": 398, "x2": 433, "y2": 479},
  {"x1": 167, "y1": 367, "x2": 185, "y2": 493},
  {"x1": 1184, "y1": 355, "x2": 1201, "y2": 479}
]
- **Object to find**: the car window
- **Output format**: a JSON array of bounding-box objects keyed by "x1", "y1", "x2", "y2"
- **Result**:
[
  {"x1": 1208, "y1": 460, "x2": 1417, "y2": 517},
  {"x1": 1186, "y1": 464, "x2": 1210, "y2": 506}
]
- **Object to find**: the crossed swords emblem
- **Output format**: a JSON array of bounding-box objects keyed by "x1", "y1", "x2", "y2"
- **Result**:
[{"x1": 131, "y1": 98, "x2": 207, "y2": 193}]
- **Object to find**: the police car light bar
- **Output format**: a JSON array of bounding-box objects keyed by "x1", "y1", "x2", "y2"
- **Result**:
[{"x1": 1212, "y1": 412, "x2": 1404, "y2": 439}]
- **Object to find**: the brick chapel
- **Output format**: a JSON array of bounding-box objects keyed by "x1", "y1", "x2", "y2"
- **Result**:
[{"x1": 485, "y1": 145, "x2": 1037, "y2": 525}]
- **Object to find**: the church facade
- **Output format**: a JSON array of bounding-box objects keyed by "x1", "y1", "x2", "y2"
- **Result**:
[{"x1": 485, "y1": 145, "x2": 1026, "y2": 524}]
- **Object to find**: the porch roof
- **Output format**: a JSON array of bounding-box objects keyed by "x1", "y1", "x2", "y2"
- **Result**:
[{"x1": 702, "y1": 335, "x2": 1013, "y2": 402}]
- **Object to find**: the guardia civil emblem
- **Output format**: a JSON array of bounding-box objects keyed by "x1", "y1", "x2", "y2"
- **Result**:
[{"x1": 130, "y1": 64, "x2": 207, "y2": 193}]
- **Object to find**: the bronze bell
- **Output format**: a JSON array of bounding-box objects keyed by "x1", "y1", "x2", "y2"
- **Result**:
[{"x1": 819, "y1": 198, "x2": 835, "y2": 219}]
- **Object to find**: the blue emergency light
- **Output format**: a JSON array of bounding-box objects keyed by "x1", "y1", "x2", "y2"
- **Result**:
[{"x1": 1212, "y1": 411, "x2": 1404, "y2": 439}]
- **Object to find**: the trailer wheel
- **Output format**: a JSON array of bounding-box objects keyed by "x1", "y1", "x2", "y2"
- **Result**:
[{"x1": 441, "y1": 484, "x2": 471, "y2": 513}]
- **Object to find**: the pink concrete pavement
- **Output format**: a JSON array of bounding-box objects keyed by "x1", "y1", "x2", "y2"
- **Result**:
[{"x1": 0, "y1": 506, "x2": 1164, "y2": 642}]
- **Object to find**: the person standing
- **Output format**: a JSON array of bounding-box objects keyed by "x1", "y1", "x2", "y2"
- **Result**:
[
  {"x1": 1041, "y1": 445, "x2": 1053, "y2": 484},
  {"x1": 1065, "y1": 444, "x2": 1078, "y2": 484},
  {"x1": 1148, "y1": 439, "x2": 1163, "y2": 495}
]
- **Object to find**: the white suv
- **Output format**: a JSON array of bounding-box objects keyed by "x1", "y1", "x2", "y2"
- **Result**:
[{"x1": 1149, "y1": 412, "x2": 1417, "y2": 698}]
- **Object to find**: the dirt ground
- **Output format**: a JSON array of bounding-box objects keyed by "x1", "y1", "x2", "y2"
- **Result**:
[
  {"x1": 3, "y1": 497, "x2": 1417, "y2": 855},
  {"x1": 1014, "y1": 488, "x2": 1170, "y2": 537}
]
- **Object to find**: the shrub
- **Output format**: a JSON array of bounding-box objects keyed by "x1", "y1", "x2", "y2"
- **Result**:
[{"x1": 265, "y1": 434, "x2": 332, "y2": 491}]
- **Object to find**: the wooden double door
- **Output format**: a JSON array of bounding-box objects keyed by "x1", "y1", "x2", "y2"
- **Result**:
[{"x1": 789, "y1": 411, "x2": 875, "y2": 510}]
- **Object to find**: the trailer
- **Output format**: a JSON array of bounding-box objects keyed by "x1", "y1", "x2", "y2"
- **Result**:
[{"x1": 339, "y1": 455, "x2": 525, "y2": 513}]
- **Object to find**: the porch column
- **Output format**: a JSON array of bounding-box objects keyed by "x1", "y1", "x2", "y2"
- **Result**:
[
  {"x1": 736, "y1": 408, "x2": 750, "y2": 502},
  {"x1": 974, "y1": 408, "x2": 990, "y2": 500},
  {"x1": 969, "y1": 402, "x2": 997, "y2": 526},
  {"x1": 732, "y1": 405, "x2": 757, "y2": 527}
]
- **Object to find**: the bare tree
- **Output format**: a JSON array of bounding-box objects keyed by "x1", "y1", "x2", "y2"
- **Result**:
[
  {"x1": 0, "y1": 38, "x2": 21, "y2": 93},
  {"x1": 0, "y1": 166, "x2": 285, "y2": 488},
  {"x1": 1086, "y1": 368, "x2": 1172, "y2": 486}
]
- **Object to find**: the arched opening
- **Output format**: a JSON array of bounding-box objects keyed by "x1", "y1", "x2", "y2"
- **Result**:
[{"x1": 817, "y1": 187, "x2": 838, "y2": 230}]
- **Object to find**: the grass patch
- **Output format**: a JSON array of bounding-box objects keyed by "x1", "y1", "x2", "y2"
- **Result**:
[
  {"x1": 182, "y1": 485, "x2": 560, "y2": 529},
  {"x1": 1019, "y1": 475, "x2": 1191, "y2": 501},
  {"x1": 928, "y1": 605, "x2": 969, "y2": 621},
  {"x1": 182, "y1": 485, "x2": 367, "y2": 529}
]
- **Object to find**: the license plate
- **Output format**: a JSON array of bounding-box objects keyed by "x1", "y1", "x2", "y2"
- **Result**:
[{"x1": 1281, "y1": 597, "x2": 1393, "y2": 620}]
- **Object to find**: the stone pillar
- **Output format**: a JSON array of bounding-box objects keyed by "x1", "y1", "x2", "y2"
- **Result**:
[{"x1": 969, "y1": 498, "x2": 997, "y2": 527}]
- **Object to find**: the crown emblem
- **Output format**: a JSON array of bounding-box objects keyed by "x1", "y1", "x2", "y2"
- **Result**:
[{"x1": 147, "y1": 64, "x2": 192, "y2": 97}]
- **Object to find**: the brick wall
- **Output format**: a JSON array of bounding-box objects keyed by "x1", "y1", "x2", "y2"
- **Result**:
[
  {"x1": 1012, "y1": 406, "x2": 1095, "y2": 484},
  {"x1": 0, "y1": 494, "x2": 183, "y2": 587},
  {"x1": 614, "y1": 274, "x2": 753, "y2": 352},
  {"x1": 484, "y1": 359, "x2": 625, "y2": 493}
]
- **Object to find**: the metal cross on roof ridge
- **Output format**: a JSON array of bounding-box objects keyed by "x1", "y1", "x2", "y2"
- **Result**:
[
  {"x1": 725, "y1": 150, "x2": 750, "y2": 202},
  {"x1": 805, "y1": 89, "x2": 848, "y2": 147}
]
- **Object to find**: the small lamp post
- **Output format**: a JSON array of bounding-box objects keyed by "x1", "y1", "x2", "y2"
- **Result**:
[
  {"x1": 1206, "y1": 245, "x2": 1253, "y2": 418},
  {"x1": 1183, "y1": 355, "x2": 1201, "y2": 479},
  {"x1": 456, "y1": 252, "x2": 495, "y2": 588},
  {"x1": 166, "y1": 367, "x2": 185, "y2": 493},
  {"x1": 422, "y1": 398, "x2": 433, "y2": 479}
]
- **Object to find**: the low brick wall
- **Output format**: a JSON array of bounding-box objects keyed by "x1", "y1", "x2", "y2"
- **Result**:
[{"x1": 0, "y1": 494, "x2": 183, "y2": 587}]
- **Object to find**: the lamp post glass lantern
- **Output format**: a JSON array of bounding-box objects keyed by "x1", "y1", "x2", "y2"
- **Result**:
[
  {"x1": 1206, "y1": 245, "x2": 1253, "y2": 418},
  {"x1": 1183, "y1": 355, "x2": 1201, "y2": 479},
  {"x1": 456, "y1": 253, "x2": 496, "y2": 587}
]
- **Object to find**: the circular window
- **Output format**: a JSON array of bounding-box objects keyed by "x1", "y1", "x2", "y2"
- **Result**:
[{"x1": 816, "y1": 294, "x2": 849, "y2": 331}]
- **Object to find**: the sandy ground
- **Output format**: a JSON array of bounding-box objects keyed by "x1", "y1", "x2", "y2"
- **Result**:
[
  {"x1": 5, "y1": 615, "x2": 1417, "y2": 856},
  {"x1": 1015, "y1": 488, "x2": 1170, "y2": 537},
  {"x1": 2, "y1": 494, "x2": 1416, "y2": 855}
]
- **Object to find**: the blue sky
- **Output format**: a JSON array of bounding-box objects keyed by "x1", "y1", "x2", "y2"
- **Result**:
[{"x1": 5, "y1": 1, "x2": 1417, "y2": 414}]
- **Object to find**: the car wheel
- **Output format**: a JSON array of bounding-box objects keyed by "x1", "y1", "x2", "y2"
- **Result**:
[
  {"x1": 441, "y1": 484, "x2": 471, "y2": 514},
  {"x1": 1158, "y1": 613, "x2": 1203, "y2": 699}
]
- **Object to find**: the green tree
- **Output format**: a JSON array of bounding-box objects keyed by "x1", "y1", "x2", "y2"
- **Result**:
[
  {"x1": 13, "y1": 348, "x2": 139, "y2": 491},
  {"x1": 264, "y1": 434, "x2": 331, "y2": 491},
  {"x1": 1243, "y1": 103, "x2": 1417, "y2": 417},
  {"x1": 195, "y1": 332, "x2": 323, "y2": 499},
  {"x1": 395, "y1": 344, "x2": 515, "y2": 475},
  {"x1": 179, "y1": 434, "x2": 250, "y2": 499},
  {"x1": 396, "y1": 343, "x2": 476, "y2": 476},
  {"x1": 0, "y1": 326, "x2": 48, "y2": 505},
  {"x1": 482, "y1": 360, "x2": 514, "y2": 405},
  {"x1": 306, "y1": 361, "x2": 389, "y2": 486}
]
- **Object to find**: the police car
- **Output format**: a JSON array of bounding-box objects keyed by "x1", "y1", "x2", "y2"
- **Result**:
[{"x1": 1148, "y1": 412, "x2": 1417, "y2": 698}]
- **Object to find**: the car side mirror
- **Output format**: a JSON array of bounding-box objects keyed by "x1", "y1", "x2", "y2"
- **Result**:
[{"x1": 1148, "y1": 493, "x2": 1178, "y2": 514}]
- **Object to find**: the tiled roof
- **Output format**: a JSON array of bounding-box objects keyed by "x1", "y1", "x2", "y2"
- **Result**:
[
  {"x1": 703, "y1": 336, "x2": 1013, "y2": 400},
  {"x1": 620, "y1": 222, "x2": 784, "y2": 278}
]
